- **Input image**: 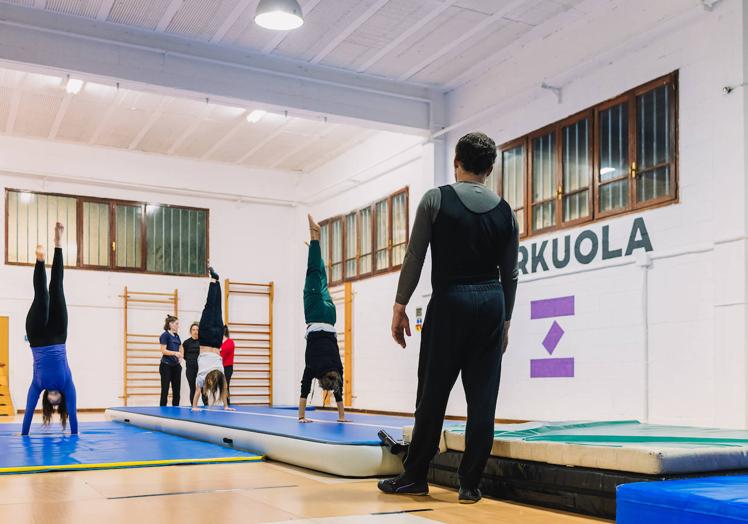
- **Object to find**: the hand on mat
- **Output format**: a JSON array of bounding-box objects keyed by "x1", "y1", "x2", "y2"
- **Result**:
[
  {"x1": 298, "y1": 418, "x2": 313, "y2": 423},
  {"x1": 337, "y1": 418, "x2": 351, "y2": 423},
  {"x1": 191, "y1": 407, "x2": 201, "y2": 412},
  {"x1": 224, "y1": 407, "x2": 236, "y2": 411},
  {"x1": 391, "y1": 303, "x2": 411, "y2": 349}
]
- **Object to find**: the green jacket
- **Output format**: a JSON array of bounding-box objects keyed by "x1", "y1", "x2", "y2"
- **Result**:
[{"x1": 304, "y1": 240, "x2": 336, "y2": 325}]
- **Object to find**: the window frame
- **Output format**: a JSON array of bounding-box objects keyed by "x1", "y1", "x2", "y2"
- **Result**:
[
  {"x1": 495, "y1": 71, "x2": 678, "y2": 239},
  {"x1": 497, "y1": 137, "x2": 528, "y2": 238},
  {"x1": 316, "y1": 187, "x2": 409, "y2": 285},
  {"x1": 328, "y1": 215, "x2": 345, "y2": 286},
  {"x1": 5, "y1": 188, "x2": 210, "y2": 277},
  {"x1": 559, "y1": 109, "x2": 594, "y2": 229}
]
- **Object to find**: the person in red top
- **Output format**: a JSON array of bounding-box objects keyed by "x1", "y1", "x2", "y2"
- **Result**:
[{"x1": 220, "y1": 326, "x2": 235, "y2": 404}]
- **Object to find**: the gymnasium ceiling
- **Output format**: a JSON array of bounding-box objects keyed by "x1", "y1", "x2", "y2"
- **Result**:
[
  {"x1": 0, "y1": 0, "x2": 585, "y2": 88},
  {"x1": 0, "y1": 0, "x2": 587, "y2": 172}
]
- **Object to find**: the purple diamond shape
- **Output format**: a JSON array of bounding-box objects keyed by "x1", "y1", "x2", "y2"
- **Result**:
[{"x1": 542, "y1": 321, "x2": 564, "y2": 355}]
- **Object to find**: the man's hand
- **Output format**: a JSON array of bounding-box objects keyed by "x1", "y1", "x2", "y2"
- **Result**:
[
  {"x1": 391, "y1": 303, "x2": 411, "y2": 349},
  {"x1": 299, "y1": 418, "x2": 313, "y2": 423},
  {"x1": 502, "y1": 321, "x2": 511, "y2": 354}
]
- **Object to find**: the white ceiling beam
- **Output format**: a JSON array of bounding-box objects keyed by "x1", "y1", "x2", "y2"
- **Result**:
[
  {"x1": 310, "y1": 0, "x2": 389, "y2": 65},
  {"x1": 236, "y1": 118, "x2": 292, "y2": 164},
  {"x1": 128, "y1": 97, "x2": 172, "y2": 149},
  {"x1": 88, "y1": 89, "x2": 127, "y2": 145},
  {"x1": 398, "y1": 0, "x2": 527, "y2": 82},
  {"x1": 262, "y1": 0, "x2": 322, "y2": 54},
  {"x1": 200, "y1": 116, "x2": 248, "y2": 160},
  {"x1": 48, "y1": 93, "x2": 73, "y2": 139},
  {"x1": 269, "y1": 123, "x2": 338, "y2": 169},
  {"x1": 303, "y1": 129, "x2": 373, "y2": 172},
  {"x1": 167, "y1": 103, "x2": 212, "y2": 154},
  {"x1": 96, "y1": 0, "x2": 115, "y2": 21},
  {"x1": 210, "y1": 0, "x2": 253, "y2": 44},
  {"x1": 155, "y1": 0, "x2": 185, "y2": 33},
  {"x1": 0, "y1": 3, "x2": 434, "y2": 133},
  {"x1": 443, "y1": 0, "x2": 613, "y2": 91},
  {"x1": 5, "y1": 85, "x2": 22, "y2": 134},
  {"x1": 357, "y1": 0, "x2": 457, "y2": 73}
]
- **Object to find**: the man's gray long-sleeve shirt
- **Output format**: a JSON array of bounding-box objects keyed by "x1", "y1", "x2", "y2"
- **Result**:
[{"x1": 395, "y1": 181, "x2": 519, "y2": 320}]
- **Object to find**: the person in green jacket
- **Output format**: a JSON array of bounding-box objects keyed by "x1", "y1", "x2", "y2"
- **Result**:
[{"x1": 298, "y1": 214, "x2": 348, "y2": 423}]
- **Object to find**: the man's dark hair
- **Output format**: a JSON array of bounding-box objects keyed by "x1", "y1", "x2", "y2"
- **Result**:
[{"x1": 455, "y1": 132, "x2": 497, "y2": 176}]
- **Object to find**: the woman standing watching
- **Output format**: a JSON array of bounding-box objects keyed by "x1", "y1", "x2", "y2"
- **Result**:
[
  {"x1": 183, "y1": 322, "x2": 200, "y2": 406},
  {"x1": 159, "y1": 315, "x2": 183, "y2": 406},
  {"x1": 221, "y1": 326, "x2": 235, "y2": 404}
]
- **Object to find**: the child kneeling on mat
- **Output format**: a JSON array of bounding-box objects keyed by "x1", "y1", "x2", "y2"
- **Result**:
[
  {"x1": 298, "y1": 215, "x2": 348, "y2": 423},
  {"x1": 192, "y1": 266, "x2": 234, "y2": 411}
]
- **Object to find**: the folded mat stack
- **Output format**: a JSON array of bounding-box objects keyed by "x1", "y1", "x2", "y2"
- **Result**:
[{"x1": 403, "y1": 420, "x2": 748, "y2": 519}]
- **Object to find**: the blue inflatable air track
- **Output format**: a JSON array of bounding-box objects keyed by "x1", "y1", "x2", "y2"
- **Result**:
[
  {"x1": 106, "y1": 406, "x2": 412, "y2": 477},
  {"x1": 0, "y1": 421, "x2": 261, "y2": 474},
  {"x1": 617, "y1": 476, "x2": 748, "y2": 523}
]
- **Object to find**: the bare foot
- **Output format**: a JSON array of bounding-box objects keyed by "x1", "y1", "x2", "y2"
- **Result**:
[
  {"x1": 35, "y1": 244, "x2": 45, "y2": 262},
  {"x1": 308, "y1": 214, "x2": 320, "y2": 241},
  {"x1": 54, "y1": 222, "x2": 64, "y2": 248}
]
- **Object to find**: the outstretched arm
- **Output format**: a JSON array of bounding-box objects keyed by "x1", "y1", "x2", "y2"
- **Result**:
[
  {"x1": 192, "y1": 387, "x2": 202, "y2": 410},
  {"x1": 298, "y1": 367, "x2": 313, "y2": 422},
  {"x1": 64, "y1": 380, "x2": 78, "y2": 435},
  {"x1": 21, "y1": 383, "x2": 42, "y2": 436}
]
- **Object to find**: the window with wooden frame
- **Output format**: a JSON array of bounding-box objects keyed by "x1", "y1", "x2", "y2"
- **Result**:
[
  {"x1": 319, "y1": 221, "x2": 330, "y2": 282},
  {"x1": 6, "y1": 189, "x2": 208, "y2": 276},
  {"x1": 358, "y1": 207, "x2": 373, "y2": 276},
  {"x1": 496, "y1": 72, "x2": 677, "y2": 237},
  {"x1": 315, "y1": 187, "x2": 409, "y2": 284},
  {"x1": 344, "y1": 212, "x2": 357, "y2": 279},
  {"x1": 374, "y1": 198, "x2": 390, "y2": 272},
  {"x1": 329, "y1": 216, "x2": 344, "y2": 285}
]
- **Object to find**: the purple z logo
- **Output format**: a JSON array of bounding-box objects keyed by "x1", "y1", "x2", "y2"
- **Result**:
[{"x1": 530, "y1": 296, "x2": 575, "y2": 378}]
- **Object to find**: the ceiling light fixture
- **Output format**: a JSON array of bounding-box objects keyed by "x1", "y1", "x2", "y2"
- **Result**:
[
  {"x1": 255, "y1": 0, "x2": 304, "y2": 31},
  {"x1": 246, "y1": 109, "x2": 267, "y2": 123},
  {"x1": 65, "y1": 76, "x2": 84, "y2": 95}
]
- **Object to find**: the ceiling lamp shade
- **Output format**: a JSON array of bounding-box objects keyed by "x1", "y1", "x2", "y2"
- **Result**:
[{"x1": 255, "y1": 0, "x2": 304, "y2": 31}]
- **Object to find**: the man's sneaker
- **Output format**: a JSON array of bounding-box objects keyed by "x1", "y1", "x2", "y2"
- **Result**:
[
  {"x1": 458, "y1": 486, "x2": 482, "y2": 504},
  {"x1": 377, "y1": 475, "x2": 429, "y2": 496}
]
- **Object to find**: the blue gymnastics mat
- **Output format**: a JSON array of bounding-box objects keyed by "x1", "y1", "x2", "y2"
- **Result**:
[
  {"x1": 617, "y1": 476, "x2": 748, "y2": 523},
  {"x1": 110, "y1": 406, "x2": 412, "y2": 445},
  {"x1": 0, "y1": 421, "x2": 262, "y2": 474}
]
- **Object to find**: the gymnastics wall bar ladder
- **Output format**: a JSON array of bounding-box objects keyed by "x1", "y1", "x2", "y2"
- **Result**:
[
  {"x1": 121, "y1": 287, "x2": 178, "y2": 406},
  {"x1": 323, "y1": 282, "x2": 353, "y2": 408},
  {"x1": 0, "y1": 316, "x2": 13, "y2": 417},
  {"x1": 224, "y1": 280, "x2": 274, "y2": 406}
]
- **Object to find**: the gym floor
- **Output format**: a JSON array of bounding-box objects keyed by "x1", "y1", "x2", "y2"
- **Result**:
[{"x1": 0, "y1": 413, "x2": 609, "y2": 524}]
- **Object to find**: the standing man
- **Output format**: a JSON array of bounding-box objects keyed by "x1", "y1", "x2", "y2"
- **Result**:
[{"x1": 378, "y1": 132, "x2": 519, "y2": 504}]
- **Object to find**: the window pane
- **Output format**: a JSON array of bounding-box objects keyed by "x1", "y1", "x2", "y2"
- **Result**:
[
  {"x1": 502, "y1": 146, "x2": 525, "y2": 211},
  {"x1": 345, "y1": 213, "x2": 357, "y2": 278},
  {"x1": 637, "y1": 166, "x2": 670, "y2": 203},
  {"x1": 82, "y1": 202, "x2": 110, "y2": 266},
  {"x1": 115, "y1": 204, "x2": 142, "y2": 269},
  {"x1": 600, "y1": 180, "x2": 629, "y2": 213},
  {"x1": 391, "y1": 193, "x2": 407, "y2": 266},
  {"x1": 146, "y1": 206, "x2": 206, "y2": 275},
  {"x1": 563, "y1": 118, "x2": 591, "y2": 222},
  {"x1": 599, "y1": 102, "x2": 629, "y2": 182},
  {"x1": 532, "y1": 201, "x2": 555, "y2": 231},
  {"x1": 359, "y1": 208, "x2": 372, "y2": 275},
  {"x1": 7, "y1": 191, "x2": 77, "y2": 265},
  {"x1": 637, "y1": 85, "x2": 672, "y2": 203},
  {"x1": 319, "y1": 223, "x2": 330, "y2": 282},
  {"x1": 331, "y1": 219, "x2": 343, "y2": 283},
  {"x1": 375, "y1": 200, "x2": 389, "y2": 270},
  {"x1": 532, "y1": 133, "x2": 556, "y2": 230}
]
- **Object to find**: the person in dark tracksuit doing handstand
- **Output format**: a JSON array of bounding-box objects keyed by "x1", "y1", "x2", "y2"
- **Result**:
[
  {"x1": 378, "y1": 132, "x2": 519, "y2": 504},
  {"x1": 298, "y1": 214, "x2": 348, "y2": 423}
]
